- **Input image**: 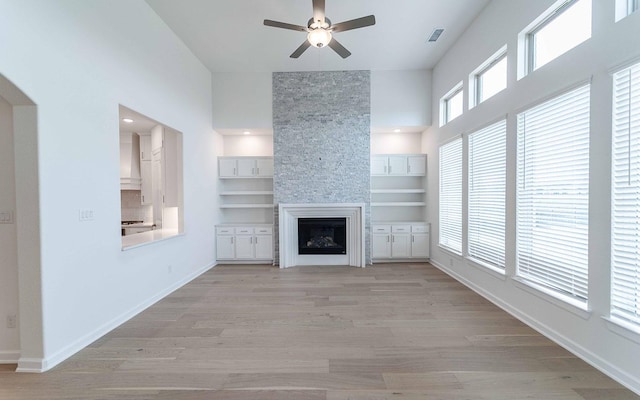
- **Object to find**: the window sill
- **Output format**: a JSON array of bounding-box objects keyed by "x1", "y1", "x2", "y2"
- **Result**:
[
  {"x1": 512, "y1": 276, "x2": 591, "y2": 320},
  {"x1": 437, "y1": 244, "x2": 463, "y2": 258},
  {"x1": 603, "y1": 317, "x2": 640, "y2": 345},
  {"x1": 466, "y1": 257, "x2": 507, "y2": 281}
]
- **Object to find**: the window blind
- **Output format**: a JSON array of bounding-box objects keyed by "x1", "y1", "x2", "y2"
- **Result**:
[
  {"x1": 439, "y1": 138, "x2": 463, "y2": 254},
  {"x1": 612, "y1": 63, "x2": 640, "y2": 327},
  {"x1": 516, "y1": 84, "x2": 591, "y2": 302},
  {"x1": 468, "y1": 120, "x2": 507, "y2": 269}
]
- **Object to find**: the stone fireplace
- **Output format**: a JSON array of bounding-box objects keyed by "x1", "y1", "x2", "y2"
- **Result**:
[{"x1": 272, "y1": 70, "x2": 371, "y2": 266}]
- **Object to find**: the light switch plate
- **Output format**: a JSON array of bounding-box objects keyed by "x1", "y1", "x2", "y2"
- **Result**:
[
  {"x1": 78, "y1": 209, "x2": 94, "y2": 222},
  {"x1": 0, "y1": 211, "x2": 14, "y2": 224}
]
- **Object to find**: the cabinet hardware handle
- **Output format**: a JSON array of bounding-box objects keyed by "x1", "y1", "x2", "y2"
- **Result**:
[
  {"x1": 408, "y1": 165, "x2": 411, "y2": 173},
  {"x1": 233, "y1": 167, "x2": 236, "y2": 175},
  {"x1": 386, "y1": 236, "x2": 389, "y2": 242},
  {"x1": 231, "y1": 237, "x2": 234, "y2": 244},
  {"x1": 392, "y1": 235, "x2": 395, "y2": 243},
  {"x1": 256, "y1": 168, "x2": 260, "y2": 175}
]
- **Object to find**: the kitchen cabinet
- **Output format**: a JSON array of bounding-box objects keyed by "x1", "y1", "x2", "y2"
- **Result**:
[
  {"x1": 215, "y1": 225, "x2": 273, "y2": 262},
  {"x1": 372, "y1": 223, "x2": 430, "y2": 262}
]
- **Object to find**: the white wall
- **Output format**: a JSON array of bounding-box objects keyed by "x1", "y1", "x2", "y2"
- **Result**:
[
  {"x1": 213, "y1": 71, "x2": 273, "y2": 130},
  {"x1": 424, "y1": 0, "x2": 640, "y2": 393},
  {"x1": 222, "y1": 135, "x2": 274, "y2": 156},
  {"x1": 212, "y1": 69, "x2": 432, "y2": 131},
  {"x1": 0, "y1": 1, "x2": 217, "y2": 371},
  {"x1": 371, "y1": 132, "x2": 423, "y2": 154},
  {"x1": 371, "y1": 70, "x2": 432, "y2": 128},
  {"x1": 0, "y1": 95, "x2": 19, "y2": 361}
]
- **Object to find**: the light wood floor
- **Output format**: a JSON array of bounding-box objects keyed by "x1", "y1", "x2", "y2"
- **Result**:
[{"x1": 1, "y1": 263, "x2": 638, "y2": 399}]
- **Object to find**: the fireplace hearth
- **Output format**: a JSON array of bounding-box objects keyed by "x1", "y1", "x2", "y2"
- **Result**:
[{"x1": 298, "y1": 218, "x2": 347, "y2": 255}]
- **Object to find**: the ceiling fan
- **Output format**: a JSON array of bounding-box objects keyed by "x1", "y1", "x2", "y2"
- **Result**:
[{"x1": 264, "y1": 0, "x2": 376, "y2": 59}]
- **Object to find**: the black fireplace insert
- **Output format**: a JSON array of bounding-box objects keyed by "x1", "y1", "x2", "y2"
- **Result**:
[{"x1": 298, "y1": 218, "x2": 347, "y2": 255}]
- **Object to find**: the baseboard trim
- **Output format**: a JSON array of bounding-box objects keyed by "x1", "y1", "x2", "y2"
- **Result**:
[
  {"x1": 0, "y1": 351, "x2": 20, "y2": 364},
  {"x1": 22, "y1": 261, "x2": 217, "y2": 373},
  {"x1": 429, "y1": 259, "x2": 640, "y2": 396}
]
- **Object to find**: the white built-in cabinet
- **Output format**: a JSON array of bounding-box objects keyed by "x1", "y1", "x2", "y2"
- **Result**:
[
  {"x1": 220, "y1": 157, "x2": 273, "y2": 178},
  {"x1": 216, "y1": 225, "x2": 273, "y2": 262},
  {"x1": 372, "y1": 223, "x2": 430, "y2": 261},
  {"x1": 371, "y1": 155, "x2": 426, "y2": 176},
  {"x1": 371, "y1": 154, "x2": 429, "y2": 262},
  {"x1": 217, "y1": 156, "x2": 274, "y2": 263}
]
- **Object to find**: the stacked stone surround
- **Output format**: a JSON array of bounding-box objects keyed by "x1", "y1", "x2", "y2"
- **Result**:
[{"x1": 272, "y1": 70, "x2": 371, "y2": 264}]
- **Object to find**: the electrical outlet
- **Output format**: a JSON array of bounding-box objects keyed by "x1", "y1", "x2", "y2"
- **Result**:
[
  {"x1": 0, "y1": 211, "x2": 14, "y2": 224},
  {"x1": 7, "y1": 314, "x2": 17, "y2": 329},
  {"x1": 449, "y1": 258, "x2": 453, "y2": 266},
  {"x1": 78, "y1": 209, "x2": 94, "y2": 222}
]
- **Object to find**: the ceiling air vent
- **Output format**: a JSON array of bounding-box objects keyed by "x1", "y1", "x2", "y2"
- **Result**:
[{"x1": 428, "y1": 28, "x2": 444, "y2": 42}]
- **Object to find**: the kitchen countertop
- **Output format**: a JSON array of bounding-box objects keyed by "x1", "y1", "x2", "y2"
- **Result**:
[
  {"x1": 121, "y1": 222, "x2": 154, "y2": 229},
  {"x1": 121, "y1": 228, "x2": 181, "y2": 250}
]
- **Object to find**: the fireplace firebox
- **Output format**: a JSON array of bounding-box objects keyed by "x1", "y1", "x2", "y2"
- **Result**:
[{"x1": 298, "y1": 218, "x2": 347, "y2": 255}]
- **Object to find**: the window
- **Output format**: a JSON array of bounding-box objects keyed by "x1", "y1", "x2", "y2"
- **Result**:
[
  {"x1": 616, "y1": 0, "x2": 639, "y2": 20},
  {"x1": 612, "y1": 62, "x2": 640, "y2": 328},
  {"x1": 525, "y1": 0, "x2": 592, "y2": 73},
  {"x1": 468, "y1": 120, "x2": 507, "y2": 270},
  {"x1": 516, "y1": 84, "x2": 591, "y2": 304},
  {"x1": 472, "y1": 49, "x2": 507, "y2": 106},
  {"x1": 440, "y1": 83, "x2": 463, "y2": 126},
  {"x1": 439, "y1": 137, "x2": 463, "y2": 254}
]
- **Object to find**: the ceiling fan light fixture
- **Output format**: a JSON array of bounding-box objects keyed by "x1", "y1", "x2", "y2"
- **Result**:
[{"x1": 307, "y1": 28, "x2": 332, "y2": 48}]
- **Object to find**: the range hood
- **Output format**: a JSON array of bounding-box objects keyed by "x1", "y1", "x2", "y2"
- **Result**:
[{"x1": 120, "y1": 132, "x2": 141, "y2": 190}]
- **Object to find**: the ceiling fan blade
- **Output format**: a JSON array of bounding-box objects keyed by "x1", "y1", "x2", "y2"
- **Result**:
[
  {"x1": 328, "y1": 38, "x2": 351, "y2": 58},
  {"x1": 290, "y1": 41, "x2": 312, "y2": 58},
  {"x1": 264, "y1": 19, "x2": 308, "y2": 32},
  {"x1": 312, "y1": 0, "x2": 326, "y2": 24},
  {"x1": 331, "y1": 15, "x2": 376, "y2": 33}
]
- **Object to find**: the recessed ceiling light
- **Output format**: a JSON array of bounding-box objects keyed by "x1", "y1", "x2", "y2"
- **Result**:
[
  {"x1": 243, "y1": 131, "x2": 251, "y2": 135},
  {"x1": 122, "y1": 118, "x2": 134, "y2": 123},
  {"x1": 393, "y1": 129, "x2": 401, "y2": 133}
]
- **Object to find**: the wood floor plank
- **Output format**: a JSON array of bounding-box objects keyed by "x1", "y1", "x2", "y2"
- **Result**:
[{"x1": 0, "y1": 263, "x2": 637, "y2": 399}]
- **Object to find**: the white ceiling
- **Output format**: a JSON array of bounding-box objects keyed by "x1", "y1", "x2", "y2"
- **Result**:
[{"x1": 145, "y1": 0, "x2": 490, "y2": 73}]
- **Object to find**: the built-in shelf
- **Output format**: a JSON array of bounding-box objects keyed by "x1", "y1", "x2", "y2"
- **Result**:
[
  {"x1": 220, "y1": 204, "x2": 274, "y2": 209},
  {"x1": 220, "y1": 191, "x2": 274, "y2": 196},
  {"x1": 370, "y1": 189, "x2": 426, "y2": 194},
  {"x1": 371, "y1": 202, "x2": 427, "y2": 207}
]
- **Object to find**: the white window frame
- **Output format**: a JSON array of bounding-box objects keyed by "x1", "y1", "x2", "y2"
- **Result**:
[
  {"x1": 516, "y1": 83, "x2": 591, "y2": 307},
  {"x1": 440, "y1": 83, "x2": 464, "y2": 127},
  {"x1": 469, "y1": 46, "x2": 508, "y2": 108},
  {"x1": 518, "y1": 0, "x2": 592, "y2": 79},
  {"x1": 467, "y1": 119, "x2": 507, "y2": 271},
  {"x1": 611, "y1": 61, "x2": 640, "y2": 331},
  {"x1": 439, "y1": 137, "x2": 463, "y2": 255}
]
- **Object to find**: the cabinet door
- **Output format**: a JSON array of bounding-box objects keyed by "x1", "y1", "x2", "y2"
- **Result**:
[
  {"x1": 255, "y1": 234, "x2": 273, "y2": 259},
  {"x1": 411, "y1": 233, "x2": 430, "y2": 258},
  {"x1": 139, "y1": 135, "x2": 151, "y2": 161},
  {"x1": 388, "y1": 156, "x2": 408, "y2": 175},
  {"x1": 371, "y1": 156, "x2": 388, "y2": 175},
  {"x1": 407, "y1": 156, "x2": 426, "y2": 175},
  {"x1": 235, "y1": 235, "x2": 254, "y2": 259},
  {"x1": 140, "y1": 160, "x2": 152, "y2": 205},
  {"x1": 236, "y1": 158, "x2": 255, "y2": 177},
  {"x1": 219, "y1": 158, "x2": 237, "y2": 177},
  {"x1": 216, "y1": 235, "x2": 235, "y2": 259},
  {"x1": 372, "y1": 233, "x2": 392, "y2": 258},
  {"x1": 256, "y1": 158, "x2": 274, "y2": 177},
  {"x1": 391, "y1": 233, "x2": 411, "y2": 258}
]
